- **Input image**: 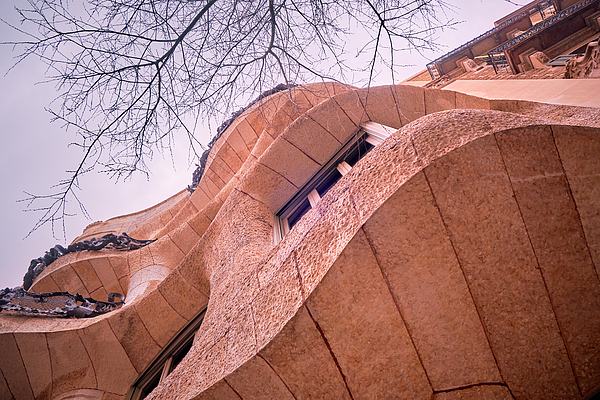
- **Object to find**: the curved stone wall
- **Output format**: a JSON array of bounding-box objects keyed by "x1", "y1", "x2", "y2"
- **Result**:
[{"x1": 1, "y1": 83, "x2": 599, "y2": 400}]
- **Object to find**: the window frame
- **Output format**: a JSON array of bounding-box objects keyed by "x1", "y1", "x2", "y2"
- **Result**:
[
  {"x1": 274, "y1": 122, "x2": 395, "y2": 242},
  {"x1": 126, "y1": 308, "x2": 206, "y2": 400}
]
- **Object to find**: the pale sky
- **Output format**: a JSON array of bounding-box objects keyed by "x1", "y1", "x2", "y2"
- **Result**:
[{"x1": 0, "y1": 0, "x2": 522, "y2": 289}]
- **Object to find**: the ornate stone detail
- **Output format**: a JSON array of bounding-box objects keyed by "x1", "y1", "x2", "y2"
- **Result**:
[
  {"x1": 531, "y1": 51, "x2": 550, "y2": 67},
  {"x1": 565, "y1": 41, "x2": 600, "y2": 78},
  {"x1": 0, "y1": 288, "x2": 124, "y2": 318},
  {"x1": 23, "y1": 233, "x2": 156, "y2": 290}
]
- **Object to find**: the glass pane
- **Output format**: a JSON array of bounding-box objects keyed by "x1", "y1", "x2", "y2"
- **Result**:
[
  {"x1": 169, "y1": 337, "x2": 195, "y2": 374},
  {"x1": 140, "y1": 369, "x2": 162, "y2": 399},
  {"x1": 316, "y1": 169, "x2": 342, "y2": 198},
  {"x1": 345, "y1": 137, "x2": 374, "y2": 167},
  {"x1": 287, "y1": 198, "x2": 311, "y2": 229}
]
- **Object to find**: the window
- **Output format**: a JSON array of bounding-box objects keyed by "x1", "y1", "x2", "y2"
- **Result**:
[
  {"x1": 127, "y1": 309, "x2": 206, "y2": 400},
  {"x1": 274, "y1": 122, "x2": 395, "y2": 242}
]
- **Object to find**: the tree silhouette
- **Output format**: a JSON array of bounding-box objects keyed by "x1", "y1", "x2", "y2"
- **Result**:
[{"x1": 6, "y1": 0, "x2": 453, "y2": 237}]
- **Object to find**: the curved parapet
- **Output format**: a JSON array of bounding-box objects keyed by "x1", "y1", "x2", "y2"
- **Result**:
[{"x1": 1, "y1": 83, "x2": 600, "y2": 400}]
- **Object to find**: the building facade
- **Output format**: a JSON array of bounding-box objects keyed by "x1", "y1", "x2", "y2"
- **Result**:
[{"x1": 2, "y1": 2, "x2": 600, "y2": 399}]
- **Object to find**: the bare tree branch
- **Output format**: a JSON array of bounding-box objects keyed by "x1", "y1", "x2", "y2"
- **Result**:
[{"x1": 4, "y1": 0, "x2": 455, "y2": 238}]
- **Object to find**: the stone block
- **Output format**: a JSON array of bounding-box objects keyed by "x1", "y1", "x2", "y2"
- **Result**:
[
  {"x1": 552, "y1": 125, "x2": 600, "y2": 278},
  {"x1": 78, "y1": 320, "x2": 137, "y2": 395},
  {"x1": 409, "y1": 110, "x2": 493, "y2": 165},
  {"x1": 15, "y1": 332, "x2": 52, "y2": 398},
  {"x1": 127, "y1": 245, "x2": 154, "y2": 278},
  {"x1": 293, "y1": 194, "x2": 362, "y2": 296},
  {"x1": 264, "y1": 98, "x2": 309, "y2": 140},
  {"x1": 148, "y1": 235, "x2": 185, "y2": 269},
  {"x1": 46, "y1": 330, "x2": 96, "y2": 396},
  {"x1": 332, "y1": 89, "x2": 369, "y2": 128},
  {"x1": 425, "y1": 88, "x2": 456, "y2": 114},
  {"x1": 392, "y1": 84, "x2": 426, "y2": 125},
  {"x1": 455, "y1": 92, "x2": 491, "y2": 110},
  {"x1": 30, "y1": 275, "x2": 61, "y2": 294},
  {"x1": 107, "y1": 306, "x2": 161, "y2": 373},
  {"x1": 260, "y1": 306, "x2": 352, "y2": 399},
  {"x1": 237, "y1": 162, "x2": 298, "y2": 212},
  {"x1": 203, "y1": 168, "x2": 226, "y2": 195},
  {"x1": 218, "y1": 142, "x2": 244, "y2": 174},
  {"x1": 225, "y1": 355, "x2": 295, "y2": 400},
  {"x1": 251, "y1": 132, "x2": 274, "y2": 158},
  {"x1": 71, "y1": 260, "x2": 102, "y2": 294},
  {"x1": 281, "y1": 114, "x2": 343, "y2": 165},
  {"x1": 306, "y1": 229, "x2": 432, "y2": 400},
  {"x1": 177, "y1": 242, "x2": 211, "y2": 296},
  {"x1": 0, "y1": 374, "x2": 13, "y2": 400},
  {"x1": 223, "y1": 306, "x2": 257, "y2": 375},
  {"x1": 236, "y1": 118, "x2": 259, "y2": 151},
  {"x1": 50, "y1": 265, "x2": 89, "y2": 296},
  {"x1": 252, "y1": 255, "x2": 303, "y2": 350},
  {"x1": 135, "y1": 289, "x2": 187, "y2": 347},
  {"x1": 363, "y1": 85, "x2": 402, "y2": 128},
  {"x1": 497, "y1": 126, "x2": 600, "y2": 394},
  {"x1": 424, "y1": 134, "x2": 580, "y2": 400},
  {"x1": 88, "y1": 256, "x2": 123, "y2": 295},
  {"x1": 208, "y1": 155, "x2": 235, "y2": 186},
  {"x1": 299, "y1": 82, "x2": 351, "y2": 106},
  {"x1": 259, "y1": 137, "x2": 321, "y2": 187},
  {"x1": 158, "y1": 270, "x2": 209, "y2": 320},
  {"x1": 0, "y1": 333, "x2": 35, "y2": 400},
  {"x1": 108, "y1": 254, "x2": 129, "y2": 279},
  {"x1": 433, "y1": 385, "x2": 513, "y2": 400},
  {"x1": 363, "y1": 172, "x2": 501, "y2": 390},
  {"x1": 304, "y1": 98, "x2": 358, "y2": 144},
  {"x1": 194, "y1": 380, "x2": 241, "y2": 400},
  {"x1": 187, "y1": 211, "x2": 212, "y2": 237},
  {"x1": 169, "y1": 222, "x2": 201, "y2": 255},
  {"x1": 90, "y1": 286, "x2": 108, "y2": 303},
  {"x1": 226, "y1": 128, "x2": 251, "y2": 161},
  {"x1": 190, "y1": 185, "x2": 212, "y2": 212}
]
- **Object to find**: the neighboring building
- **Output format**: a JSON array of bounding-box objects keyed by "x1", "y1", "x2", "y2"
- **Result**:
[{"x1": 2, "y1": 2, "x2": 600, "y2": 400}]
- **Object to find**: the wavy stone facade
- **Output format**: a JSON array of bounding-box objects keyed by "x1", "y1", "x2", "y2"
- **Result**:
[{"x1": 2, "y1": 83, "x2": 600, "y2": 400}]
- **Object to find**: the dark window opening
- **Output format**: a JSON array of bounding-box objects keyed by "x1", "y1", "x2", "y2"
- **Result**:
[{"x1": 287, "y1": 198, "x2": 312, "y2": 230}]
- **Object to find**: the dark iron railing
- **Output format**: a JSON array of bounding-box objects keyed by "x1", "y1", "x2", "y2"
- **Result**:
[
  {"x1": 0, "y1": 288, "x2": 124, "y2": 318},
  {"x1": 23, "y1": 233, "x2": 156, "y2": 290}
]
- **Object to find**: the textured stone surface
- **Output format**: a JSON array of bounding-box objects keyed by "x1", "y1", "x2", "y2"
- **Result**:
[
  {"x1": 306, "y1": 230, "x2": 432, "y2": 400},
  {"x1": 363, "y1": 171, "x2": 501, "y2": 390},
  {"x1": 15, "y1": 332, "x2": 52, "y2": 398},
  {"x1": 425, "y1": 87, "x2": 456, "y2": 114},
  {"x1": 134, "y1": 290, "x2": 187, "y2": 347},
  {"x1": 47, "y1": 330, "x2": 97, "y2": 396},
  {"x1": 224, "y1": 356, "x2": 295, "y2": 400},
  {"x1": 433, "y1": 385, "x2": 513, "y2": 400},
  {"x1": 260, "y1": 306, "x2": 352, "y2": 400},
  {"x1": 497, "y1": 125, "x2": 600, "y2": 394},
  {"x1": 553, "y1": 125, "x2": 600, "y2": 278},
  {"x1": 3, "y1": 84, "x2": 600, "y2": 400},
  {"x1": 363, "y1": 85, "x2": 403, "y2": 128},
  {"x1": 424, "y1": 134, "x2": 580, "y2": 400},
  {"x1": 78, "y1": 320, "x2": 137, "y2": 394},
  {"x1": 392, "y1": 84, "x2": 426, "y2": 125},
  {"x1": 304, "y1": 97, "x2": 358, "y2": 144},
  {"x1": 195, "y1": 380, "x2": 241, "y2": 400},
  {"x1": 259, "y1": 135, "x2": 321, "y2": 187},
  {"x1": 107, "y1": 306, "x2": 161, "y2": 373},
  {"x1": 0, "y1": 333, "x2": 34, "y2": 400}
]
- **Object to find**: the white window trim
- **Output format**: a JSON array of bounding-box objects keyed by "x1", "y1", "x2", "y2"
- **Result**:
[{"x1": 274, "y1": 122, "x2": 395, "y2": 243}]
